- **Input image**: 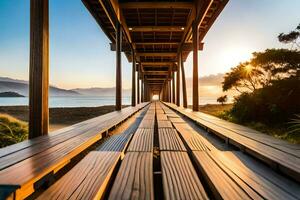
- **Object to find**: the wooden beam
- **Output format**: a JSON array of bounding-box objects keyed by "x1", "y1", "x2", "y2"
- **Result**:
[
  {"x1": 181, "y1": 54, "x2": 188, "y2": 108},
  {"x1": 143, "y1": 71, "x2": 169, "y2": 75},
  {"x1": 136, "y1": 52, "x2": 177, "y2": 57},
  {"x1": 142, "y1": 62, "x2": 173, "y2": 66},
  {"x1": 120, "y1": 2, "x2": 194, "y2": 9},
  {"x1": 141, "y1": 75, "x2": 144, "y2": 102},
  {"x1": 116, "y1": 22, "x2": 122, "y2": 110},
  {"x1": 29, "y1": 0, "x2": 49, "y2": 138},
  {"x1": 135, "y1": 42, "x2": 179, "y2": 45},
  {"x1": 192, "y1": 21, "x2": 199, "y2": 111},
  {"x1": 172, "y1": 71, "x2": 175, "y2": 103},
  {"x1": 176, "y1": 59, "x2": 180, "y2": 106},
  {"x1": 137, "y1": 66, "x2": 140, "y2": 104},
  {"x1": 129, "y1": 26, "x2": 184, "y2": 32},
  {"x1": 131, "y1": 51, "x2": 136, "y2": 106}
]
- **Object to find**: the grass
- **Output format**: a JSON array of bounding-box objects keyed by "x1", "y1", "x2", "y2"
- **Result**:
[
  {"x1": 0, "y1": 113, "x2": 28, "y2": 148},
  {"x1": 198, "y1": 104, "x2": 300, "y2": 144}
]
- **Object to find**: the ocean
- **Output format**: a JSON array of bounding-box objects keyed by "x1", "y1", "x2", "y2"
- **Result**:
[{"x1": 0, "y1": 96, "x2": 230, "y2": 108}]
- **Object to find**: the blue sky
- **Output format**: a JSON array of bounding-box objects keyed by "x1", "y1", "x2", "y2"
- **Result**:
[{"x1": 0, "y1": 0, "x2": 299, "y2": 89}]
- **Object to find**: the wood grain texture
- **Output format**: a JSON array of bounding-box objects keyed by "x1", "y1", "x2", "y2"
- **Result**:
[
  {"x1": 173, "y1": 123, "x2": 211, "y2": 151},
  {"x1": 161, "y1": 152, "x2": 208, "y2": 200},
  {"x1": 127, "y1": 129, "x2": 153, "y2": 152},
  {"x1": 158, "y1": 128, "x2": 186, "y2": 151},
  {"x1": 193, "y1": 151, "x2": 255, "y2": 200},
  {"x1": 169, "y1": 117, "x2": 185, "y2": 123},
  {"x1": 157, "y1": 114, "x2": 168, "y2": 121},
  {"x1": 139, "y1": 119, "x2": 155, "y2": 128},
  {"x1": 0, "y1": 103, "x2": 149, "y2": 199},
  {"x1": 37, "y1": 151, "x2": 120, "y2": 200},
  {"x1": 109, "y1": 152, "x2": 154, "y2": 200},
  {"x1": 164, "y1": 102, "x2": 300, "y2": 182},
  {"x1": 157, "y1": 120, "x2": 173, "y2": 128},
  {"x1": 97, "y1": 134, "x2": 132, "y2": 152}
]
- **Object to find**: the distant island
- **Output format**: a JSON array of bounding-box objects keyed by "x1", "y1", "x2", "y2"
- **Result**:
[{"x1": 0, "y1": 92, "x2": 25, "y2": 97}]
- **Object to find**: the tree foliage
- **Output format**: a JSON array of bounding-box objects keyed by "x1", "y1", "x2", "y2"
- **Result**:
[
  {"x1": 222, "y1": 49, "x2": 300, "y2": 92},
  {"x1": 278, "y1": 23, "x2": 300, "y2": 49},
  {"x1": 217, "y1": 95, "x2": 228, "y2": 105}
]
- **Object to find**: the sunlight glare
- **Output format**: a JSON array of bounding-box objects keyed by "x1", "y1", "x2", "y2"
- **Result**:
[{"x1": 152, "y1": 95, "x2": 159, "y2": 101}]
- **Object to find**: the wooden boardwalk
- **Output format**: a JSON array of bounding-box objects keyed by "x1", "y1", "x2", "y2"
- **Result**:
[{"x1": 0, "y1": 101, "x2": 299, "y2": 199}]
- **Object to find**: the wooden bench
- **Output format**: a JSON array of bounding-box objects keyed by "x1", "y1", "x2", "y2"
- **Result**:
[
  {"x1": 160, "y1": 151, "x2": 208, "y2": 200},
  {"x1": 163, "y1": 102, "x2": 300, "y2": 182},
  {"x1": 0, "y1": 103, "x2": 148, "y2": 199},
  {"x1": 108, "y1": 152, "x2": 154, "y2": 200},
  {"x1": 193, "y1": 150, "x2": 300, "y2": 200},
  {"x1": 158, "y1": 128, "x2": 186, "y2": 151},
  {"x1": 37, "y1": 151, "x2": 120, "y2": 200},
  {"x1": 127, "y1": 128, "x2": 154, "y2": 152}
]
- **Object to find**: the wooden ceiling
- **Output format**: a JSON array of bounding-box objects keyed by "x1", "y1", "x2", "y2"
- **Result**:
[{"x1": 82, "y1": 0, "x2": 228, "y2": 92}]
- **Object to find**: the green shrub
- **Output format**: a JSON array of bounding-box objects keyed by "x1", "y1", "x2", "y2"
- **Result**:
[
  {"x1": 229, "y1": 78, "x2": 300, "y2": 124},
  {"x1": 0, "y1": 114, "x2": 28, "y2": 148}
]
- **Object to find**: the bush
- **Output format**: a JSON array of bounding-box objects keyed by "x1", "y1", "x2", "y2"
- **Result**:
[
  {"x1": 229, "y1": 78, "x2": 300, "y2": 124},
  {"x1": 0, "y1": 114, "x2": 28, "y2": 148}
]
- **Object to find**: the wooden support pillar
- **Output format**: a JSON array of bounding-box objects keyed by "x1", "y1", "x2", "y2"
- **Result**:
[
  {"x1": 137, "y1": 65, "x2": 140, "y2": 104},
  {"x1": 131, "y1": 51, "x2": 136, "y2": 106},
  {"x1": 168, "y1": 79, "x2": 171, "y2": 102},
  {"x1": 176, "y1": 61, "x2": 181, "y2": 106},
  {"x1": 141, "y1": 75, "x2": 144, "y2": 102},
  {"x1": 181, "y1": 53, "x2": 188, "y2": 108},
  {"x1": 172, "y1": 71, "x2": 175, "y2": 104},
  {"x1": 116, "y1": 22, "x2": 122, "y2": 110},
  {"x1": 29, "y1": 0, "x2": 49, "y2": 138},
  {"x1": 192, "y1": 21, "x2": 199, "y2": 111}
]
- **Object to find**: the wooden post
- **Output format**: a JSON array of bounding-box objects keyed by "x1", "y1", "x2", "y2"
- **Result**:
[
  {"x1": 131, "y1": 51, "x2": 136, "y2": 106},
  {"x1": 172, "y1": 71, "x2": 175, "y2": 104},
  {"x1": 168, "y1": 79, "x2": 171, "y2": 102},
  {"x1": 141, "y1": 75, "x2": 144, "y2": 102},
  {"x1": 116, "y1": 22, "x2": 122, "y2": 110},
  {"x1": 181, "y1": 53, "x2": 188, "y2": 108},
  {"x1": 29, "y1": 0, "x2": 49, "y2": 138},
  {"x1": 137, "y1": 64, "x2": 140, "y2": 104},
  {"x1": 176, "y1": 60, "x2": 180, "y2": 106},
  {"x1": 192, "y1": 21, "x2": 199, "y2": 111}
]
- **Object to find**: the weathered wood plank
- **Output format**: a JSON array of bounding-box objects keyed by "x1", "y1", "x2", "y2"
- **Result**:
[
  {"x1": 127, "y1": 129, "x2": 153, "y2": 152},
  {"x1": 37, "y1": 151, "x2": 120, "y2": 200},
  {"x1": 169, "y1": 117, "x2": 185, "y2": 123},
  {"x1": 157, "y1": 114, "x2": 168, "y2": 121},
  {"x1": 192, "y1": 151, "x2": 255, "y2": 200},
  {"x1": 97, "y1": 134, "x2": 132, "y2": 152},
  {"x1": 173, "y1": 123, "x2": 211, "y2": 151},
  {"x1": 139, "y1": 119, "x2": 155, "y2": 128},
  {"x1": 159, "y1": 128, "x2": 186, "y2": 151},
  {"x1": 109, "y1": 152, "x2": 154, "y2": 200},
  {"x1": 161, "y1": 152, "x2": 208, "y2": 200},
  {"x1": 157, "y1": 120, "x2": 173, "y2": 128}
]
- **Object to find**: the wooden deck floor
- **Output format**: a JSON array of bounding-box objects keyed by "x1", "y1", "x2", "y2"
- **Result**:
[{"x1": 0, "y1": 101, "x2": 299, "y2": 199}]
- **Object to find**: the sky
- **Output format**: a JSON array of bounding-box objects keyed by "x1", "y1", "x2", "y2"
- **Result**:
[{"x1": 0, "y1": 0, "x2": 299, "y2": 89}]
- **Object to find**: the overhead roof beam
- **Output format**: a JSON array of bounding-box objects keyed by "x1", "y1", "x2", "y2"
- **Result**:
[
  {"x1": 137, "y1": 52, "x2": 177, "y2": 57},
  {"x1": 120, "y1": 2, "x2": 194, "y2": 9},
  {"x1": 142, "y1": 62, "x2": 174, "y2": 66},
  {"x1": 135, "y1": 42, "x2": 179, "y2": 45},
  {"x1": 129, "y1": 26, "x2": 185, "y2": 32}
]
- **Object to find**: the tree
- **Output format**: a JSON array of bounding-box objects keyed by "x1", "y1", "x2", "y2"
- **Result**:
[
  {"x1": 278, "y1": 23, "x2": 300, "y2": 50},
  {"x1": 217, "y1": 95, "x2": 227, "y2": 105},
  {"x1": 222, "y1": 49, "x2": 300, "y2": 92}
]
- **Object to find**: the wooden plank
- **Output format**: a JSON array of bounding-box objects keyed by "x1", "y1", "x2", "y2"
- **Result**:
[
  {"x1": 108, "y1": 152, "x2": 154, "y2": 200},
  {"x1": 127, "y1": 129, "x2": 153, "y2": 152},
  {"x1": 161, "y1": 152, "x2": 208, "y2": 200},
  {"x1": 211, "y1": 151, "x2": 300, "y2": 200},
  {"x1": 192, "y1": 22, "x2": 199, "y2": 111},
  {"x1": 139, "y1": 119, "x2": 155, "y2": 128},
  {"x1": 116, "y1": 21, "x2": 122, "y2": 110},
  {"x1": 157, "y1": 114, "x2": 168, "y2": 121},
  {"x1": 97, "y1": 134, "x2": 132, "y2": 152},
  {"x1": 173, "y1": 123, "x2": 211, "y2": 151},
  {"x1": 164, "y1": 102, "x2": 300, "y2": 182},
  {"x1": 169, "y1": 117, "x2": 185, "y2": 123},
  {"x1": 192, "y1": 151, "x2": 254, "y2": 200},
  {"x1": 0, "y1": 103, "x2": 149, "y2": 199},
  {"x1": 159, "y1": 128, "x2": 186, "y2": 151},
  {"x1": 37, "y1": 151, "x2": 120, "y2": 200},
  {"x1": 157, "y1": 120, "x2": 173, "y2": 128}
]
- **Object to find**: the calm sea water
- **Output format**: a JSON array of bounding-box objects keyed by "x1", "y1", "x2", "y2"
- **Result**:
[{"x1": 0, "y1": 96, "x2": 230, "y2": 108}]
